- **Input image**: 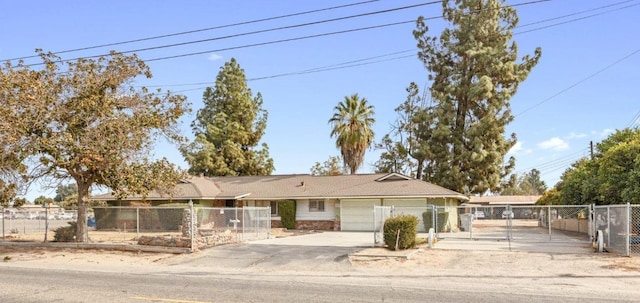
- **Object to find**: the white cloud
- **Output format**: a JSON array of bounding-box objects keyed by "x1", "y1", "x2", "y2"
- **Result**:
[
  {"x1": 565, "y1": 132, "x2": 587, "y2": 139},
  {"x1": 538, "y1": 137, "x2": 569, "y2": 151},
  {"x1": 507, "y1": 141, "x2": 532, "y2": 155},
  {"x1": 208, "y1": 53, "x2": 223, "y2": 61},
  {"x1": 592, "y1": 128, "x2": 614, "y2": 138}
]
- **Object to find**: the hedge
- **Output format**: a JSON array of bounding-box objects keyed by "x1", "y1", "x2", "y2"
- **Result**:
[
  {"x1": 278, "y1": 200, "x2": 296, "y2": 229},
  {"x1": 383, "y1": 214, "x2": 418, "y2": 250}
]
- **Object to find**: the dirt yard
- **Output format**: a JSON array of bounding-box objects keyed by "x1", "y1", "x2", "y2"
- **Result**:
[{"x1": 1, "y1": 228, "x2": 639, "y2": 276}]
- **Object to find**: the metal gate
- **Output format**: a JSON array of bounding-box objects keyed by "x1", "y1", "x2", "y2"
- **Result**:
[
  {"x1": 438, "y1": 204, "x2": 592, "y2": 244},
  {"x1": 373, "y1": 206, "x2": 392, "y2": 246},
  {"x1": 372, "y1": 205, "x2": 438, "y2": 246},
  {"x1": 593, "y1": 204, "x2": 640, "y2": 256}
]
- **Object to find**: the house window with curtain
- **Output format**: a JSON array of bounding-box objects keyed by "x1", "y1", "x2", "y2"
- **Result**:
[
  {"x1": 270, "y1": 201, "x2": 279, "y2": 216},
  {"x1": 309, "y1": 200, "x2": 325, "y2": 212}
]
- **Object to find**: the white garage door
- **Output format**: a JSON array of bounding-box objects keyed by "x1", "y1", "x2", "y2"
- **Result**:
[{"x1": 341, "y1": 199, "x2": 380, "y2": 231}]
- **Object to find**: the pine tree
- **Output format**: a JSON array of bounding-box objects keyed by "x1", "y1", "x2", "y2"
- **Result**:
[
  {"x1": 413, "y1": 0, "x2": 541, "y2": 194},
  {"x1": 182, "y1": 58, "x2": 274, "y2": 176}
]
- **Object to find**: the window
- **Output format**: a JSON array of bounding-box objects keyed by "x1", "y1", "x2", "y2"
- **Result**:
[
  {"x1": 309, "y1": 200, "x2": 325, "y2": 212},
  {"x1": 270, "y1": 201, "x2": 279, "y2": 216}
]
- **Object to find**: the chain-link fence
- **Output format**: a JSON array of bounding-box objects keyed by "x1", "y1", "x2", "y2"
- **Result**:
[
  {"x1": 437, "y1": 205, "x2": 591, "y2": 244},
  {"x1": 632, "y1": 205, "x2": 640, "y2": 255},
  {"x1": 2, "y1": 207, "x2": 77, "y2": 242},
  {"x1": 593, "y1": 204, "x2": 640, "y2": 256},
  {"x1": 2, "y1": 205, "x2": 270, "y2": 250}
]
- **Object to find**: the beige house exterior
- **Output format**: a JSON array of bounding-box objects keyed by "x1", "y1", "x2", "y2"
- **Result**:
[{"x1": 93, "y1": 173, "x2": 467, "y2": 231}]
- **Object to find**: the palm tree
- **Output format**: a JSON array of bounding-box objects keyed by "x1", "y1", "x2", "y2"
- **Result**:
[{"x1": 328, "y1": 94, "x2": 375, "y2": 174}]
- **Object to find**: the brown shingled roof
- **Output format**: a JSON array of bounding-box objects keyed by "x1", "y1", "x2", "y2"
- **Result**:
[
  {"x1": 93, "y1": 173, "x2": 467, "y2": 201},
  {"x1": 92, "y1": 175, "x2": 220, "y2": 201}
]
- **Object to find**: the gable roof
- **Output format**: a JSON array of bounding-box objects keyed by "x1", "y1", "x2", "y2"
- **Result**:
[{"x1": 93, "y1": 173, "x2": 468, "y2": 201}]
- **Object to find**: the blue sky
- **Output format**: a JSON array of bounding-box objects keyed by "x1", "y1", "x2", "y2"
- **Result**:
[{"x1": 2, "y1": 0, "x2": 639, "y2": 200}]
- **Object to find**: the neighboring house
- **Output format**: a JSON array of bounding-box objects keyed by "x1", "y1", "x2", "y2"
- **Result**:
[
  {"x1": 466, "y1": 195, "x2": 541, "y2": 219},
  {"x1": 92, "y1": 173, "x2": 467, "y2": 231},
  {"x1": 467, "y1": 195, "x2": 541, "y2": 206}
]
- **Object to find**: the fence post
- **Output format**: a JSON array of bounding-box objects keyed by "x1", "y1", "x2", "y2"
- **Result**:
[
  {"x1": 607, "y1": 206, "x2": 611, "y2": 249},
  {"x1": 548, "y1": 204, "x2": 551, "y2": 241},
  {"x1": 44, "y1": 204, "x2": 49, "y2": 243},
  {"x1": 189, "y1": 200, "x2": 195, "y2": 253},
  {"x1": 136, "y1": 207, "x2": 140, "y2": 239},
  {"x1": 433, "y1": 206, "x2": 438, "y2": 237},
  {"x1": 627, "y1": 203, "x2": 631, "y2": 257},
  {"x1": 587, "y1": 203, "x2": 596, "y2": 242}
]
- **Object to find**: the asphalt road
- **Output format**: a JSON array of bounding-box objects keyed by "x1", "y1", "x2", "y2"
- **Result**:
[{"x1": 3, "y1": 266, "x2": 638, "y2": 303}]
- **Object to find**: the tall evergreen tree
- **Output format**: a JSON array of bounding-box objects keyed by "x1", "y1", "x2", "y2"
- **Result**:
[
  {"x1": 329, "y1": 94, "x2": 375, "y2": 174},
  {"x1": 181, "y1": 58, "x2": 274, "y2": 176},
  {"x1": 413, "y1": 0, "x2": 541, "y2": 194}
]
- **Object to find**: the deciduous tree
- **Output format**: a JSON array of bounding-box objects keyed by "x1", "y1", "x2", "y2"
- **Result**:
[
  {"x1": 54, "y1": 184, "x2": 78, "y2": 203},
  {"x1": 310, "y1": 156, "x2": 346, "y2": 176},
  {"x1": 0, "y1": 50, "x2": 189, "y2": 241},
  {"x1": 34, "y1": 195, "x2": 55, "y2": 206}
]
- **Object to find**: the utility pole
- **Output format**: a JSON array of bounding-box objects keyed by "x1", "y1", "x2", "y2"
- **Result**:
[{"x1": 590, "y1": 141, "x2": 594, "y2": 160}]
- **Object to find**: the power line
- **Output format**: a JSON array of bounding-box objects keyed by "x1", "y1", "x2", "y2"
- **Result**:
[
  {"x1": 517, "y1": 0, "x2": 638, "y2": 28},
  {"x1": 512, "y1": 148, "x2": 588, "y2": 175},
  {"x1": 167, "y1": 53, "x2": 417, "y2": 94},
  {"x1": 147, "y1": 49, "x2": 416, "y2": 88},
  {"x1": 515, "y1": 48, "x2": 640, "y2": 117},
  {"x1": 13, "y1": 1, "x2": 441, "y2": 66},
  {"x1": 16, "y1": 0, "x2": 553, "y2": 68},
  {"x1": 141, "y1": 0, "x2": 630, "y2": 91},
  {"x1": 144, "y1": 20, "x2": 418, "y2": 63},
  {"x1": 627, "y1": 110, "x2": 640, "y2": 128},
  {"x1": 515, "y1": 2, "x2": 640, "y2": 35},
  {"x1": 1, "y1": 0, "x2": 383, "y2": 62}
]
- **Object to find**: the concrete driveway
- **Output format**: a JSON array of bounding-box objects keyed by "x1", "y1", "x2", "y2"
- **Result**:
[
  {"x1": 250, "y1": 231, "x2": 376, "y2": 247},
  {"x1": 171, "y1": 232, "x2": 376, "y2": 271}
]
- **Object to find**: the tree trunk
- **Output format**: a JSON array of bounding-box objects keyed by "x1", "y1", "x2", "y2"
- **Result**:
[
  {"x1": 75, "y1": 181, "x2": 90, "y2": 242},
  {"x1": 415, "y1": 159, "x2": 424, "y2": 180}
]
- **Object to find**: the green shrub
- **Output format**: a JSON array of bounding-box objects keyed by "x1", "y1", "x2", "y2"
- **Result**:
[
  {"x1": 384, "y1": 215, "x2": 418, "y2": 250},
  {"x1": 53, "y1": 221, "x2": 77, "y2": 242},
  {"x1": 422, "y1": 211, "x2": 449, "y2": 232},
  {"x1": 278, "y1": 200, "x2": 296, "y2": 229}
]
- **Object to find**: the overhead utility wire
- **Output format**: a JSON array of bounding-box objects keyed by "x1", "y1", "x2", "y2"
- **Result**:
[
  {"x1": 16, "y1": 1, "x2": 441, "y2": 66},
  {"x1": 148, "y1": 0, "x2": 627, "y2": 89},
  {"x1": 144, "y1": 20, "x2": 418, "y2": 63},
  {"x1": 139, "y1": 0, "x2": 551, "y2": 69},
  {"x1": 517, "y1": 0, "x2": 638, "y2": 28},
  {"x1": 515, "y1": 2, "x2": 640, "y2": 35},
  {"x1": 1, "y1": 0, "x2": 382, "y2": 62},
  {"x1": 17, "y1": 0, "x2": 552, "y2": 67},
  {"x1": 169, "y1": 53, "x2": 417, "y2": 93},
  {"x1": 511, "y1": 148, "x2": 588, "y2": 174},
  {"x1": 626, "y1": 110, "x2": 640, "y2": 128},
  {"x1": 515, "y1": 48, "x2": 640, "y2": 117},
  {"x1": 148, "y1": 49, "x2": 416, "y2": 88}
]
